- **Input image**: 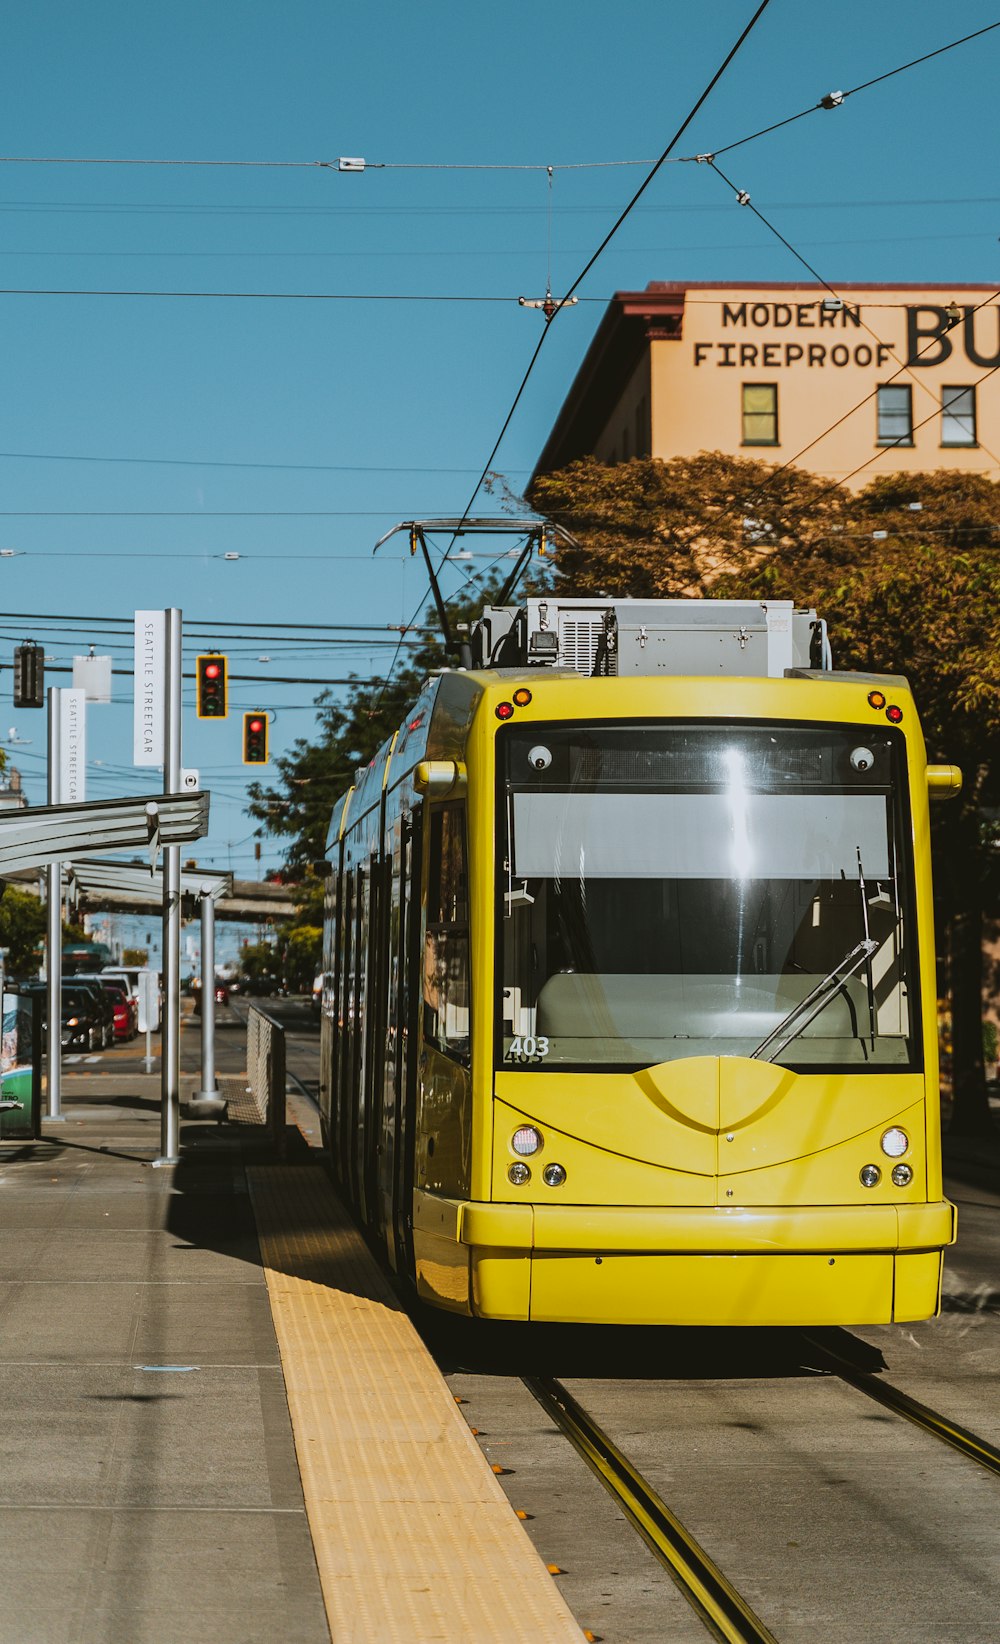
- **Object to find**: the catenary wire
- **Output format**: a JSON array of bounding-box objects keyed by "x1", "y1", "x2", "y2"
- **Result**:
[
  {"x1": 0, "y1": 284, "x2": 602, "y2": 303},
  {"x1": 704, "y1": 158, "x2": 1000, "y2": 471},
  {"x1": 0, "y1": 448, "x2": 530, "y2": 474},
  {"x1": 1, "y1": 21, "x2": 996, "y2": 175},
  {"x1": 370, "y1": 0, "x2": 775, "y2": 715}
]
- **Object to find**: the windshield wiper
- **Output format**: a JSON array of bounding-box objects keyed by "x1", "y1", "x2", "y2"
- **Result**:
[{"x1": 751, "y1": 937, "x2": 879, "y2": 1063}]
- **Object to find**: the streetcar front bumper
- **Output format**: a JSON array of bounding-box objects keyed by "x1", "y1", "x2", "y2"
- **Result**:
[{"x1": 413, "y1": 1193, "x2": 957, "y2": 1326}]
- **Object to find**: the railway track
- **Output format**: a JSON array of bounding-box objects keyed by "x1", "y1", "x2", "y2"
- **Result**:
[
  {"x1": 803, "y1": 1334, "x2": 1000, "y2": 1479},
  {"x1": 276, "y1": 1017, "x2": 1000, "y2": 1641},
  {"x1": 526, "y1": 1375, "x2": 778, "y2": 1644},
  {"x1": 516, "y1": 1344, "x2": 1000, "y2": 1644}
]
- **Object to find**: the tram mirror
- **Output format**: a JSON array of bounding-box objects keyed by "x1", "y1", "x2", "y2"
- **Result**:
[
  {"x1": 311, "y1": 860, "x2": 333, "y2": 877},
  {"x1": 414, "y1": 760, "x2": 467, "y2": 797},
  {"x1": 926, "y1": 764, "x2": 962, "y2": 800}
]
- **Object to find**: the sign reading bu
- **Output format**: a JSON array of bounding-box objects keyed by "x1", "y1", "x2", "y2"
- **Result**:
[
  {"x1": 905, "y1": 306, "x2": 1000, "y2": 368},
  {"x1": 134, "y1": 610, "x2": 165, "y2": 767}
]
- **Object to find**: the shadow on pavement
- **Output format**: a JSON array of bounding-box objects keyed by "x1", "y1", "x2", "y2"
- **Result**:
[{"x1": 414, "y1": 1311, "x2": 888, "y2": 1383}]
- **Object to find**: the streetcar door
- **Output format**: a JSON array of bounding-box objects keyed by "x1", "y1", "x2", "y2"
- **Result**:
[
  {"x1": 333, "y1": 867, "x2": 354, "y2": 1190},
  {"x1": 361, "y1": 848, "x2": 390, "y2": 1232},
  {"x1": 345, "y1": 865, "x2": 367, "y2": 1210},
  {"x1": 390, "y1": 807, "x2": 421, "y2": 1278}
]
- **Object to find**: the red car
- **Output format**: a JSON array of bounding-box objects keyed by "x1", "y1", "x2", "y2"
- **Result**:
[{"x1": 103, "y1": 982, "x2": 137, "y2": 1041}]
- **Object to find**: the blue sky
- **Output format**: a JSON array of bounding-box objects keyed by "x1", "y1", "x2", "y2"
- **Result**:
[{"x1": 0, "y1": 0, "x2": 997, "y2": 960}]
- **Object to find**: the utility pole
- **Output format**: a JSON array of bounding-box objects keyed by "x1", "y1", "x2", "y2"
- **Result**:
[
  {"x1": 155, "y1": 609, "x2": 182, "y2": 1167},
  {"x1": 186, "y1": 885, "x2": 226, "y2": 1119},
  {"x1": 43, "y1": 688, "x2": 84, "y2": 1122}
]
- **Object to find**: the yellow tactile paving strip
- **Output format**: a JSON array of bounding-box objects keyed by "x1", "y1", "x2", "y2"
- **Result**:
[{"x1": 247, "y1": 1166, "x2": 583, "y2": 1644}]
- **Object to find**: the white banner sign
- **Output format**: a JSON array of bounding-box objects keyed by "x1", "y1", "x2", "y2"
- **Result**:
[
  {"x1": 54, "y1": 688, "x2": 86, "y2": 804},
  {"x1": 133, "y1": 610, "x2": 165, "y2": 766},
  {"x1": 73, "y1": 653, "x2": 113, "y2": 703},
  {"x1": 137, "y1": 969, "x2": 160, "y2": 1034}
]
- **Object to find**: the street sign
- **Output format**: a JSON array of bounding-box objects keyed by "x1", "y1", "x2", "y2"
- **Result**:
[
  {"x1": 133, "y1": 610, "x2": 165, "y2": 766},
  {"x1": 137, "y1": 969, "x2": 160, "y2": 1034},
  {"x1": 73, "y1": 654, "x2": 112, "y2": 703},
  {"x1": 54, "y1": 689, "x2": 86, "y2": 804}
]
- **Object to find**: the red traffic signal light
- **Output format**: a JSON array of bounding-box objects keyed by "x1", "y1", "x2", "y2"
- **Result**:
[
  {"x1": 243, "y1": 711, "x2": 269, "y2": 764},
  {"x1": 196, "y1": 653, "x2": 228, "y2": 718}
]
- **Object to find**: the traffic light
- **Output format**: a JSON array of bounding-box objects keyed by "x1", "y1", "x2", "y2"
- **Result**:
[
  {"x1": 13, "y1": 642, "x2": 44, "y2": 708},
  {"x1": 196, "y1": 653, "x2": 228, "y2": 718},
  {"x1": 242, "y1": 711, "x2": 269, "y2": 764}
]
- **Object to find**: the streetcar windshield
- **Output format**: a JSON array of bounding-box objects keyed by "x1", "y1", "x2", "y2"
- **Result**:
[{"x1": 497, "y1": 722, "x2": 918, "y2": 1072}]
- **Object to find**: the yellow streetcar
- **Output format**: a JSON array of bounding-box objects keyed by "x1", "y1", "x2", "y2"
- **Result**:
[{"x1": 318, "y1": 598, "x2": 959, "y2": 1326}]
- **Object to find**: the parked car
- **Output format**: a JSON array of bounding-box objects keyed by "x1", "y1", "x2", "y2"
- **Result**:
[
  {"x1": 68, "y1": 980, "x2": 116, "y2": 1049},
  {"x1": 101, "y1": 982, "x2": 137, "y2": 1041},
  {"x1": 99, "y1": 966, "x2": 144, "y2": 1004},
  {"x1": 60, "y1": 984, "x2": 106, "y2": 1052}
]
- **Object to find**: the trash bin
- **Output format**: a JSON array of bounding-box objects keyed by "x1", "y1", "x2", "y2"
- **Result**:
[{"x1": 0, "y1": 989, "x2": 42, "y2": 1140}]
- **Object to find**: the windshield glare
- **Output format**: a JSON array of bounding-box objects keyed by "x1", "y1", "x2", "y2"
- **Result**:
[{"x1": 497, "y1": 722, "x2": 917, "y2": 1073}]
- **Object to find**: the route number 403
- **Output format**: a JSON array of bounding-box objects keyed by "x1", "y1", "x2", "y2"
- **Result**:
[{"x1": 508, "y1": 1035, "x2": 550, "y2": 1060}]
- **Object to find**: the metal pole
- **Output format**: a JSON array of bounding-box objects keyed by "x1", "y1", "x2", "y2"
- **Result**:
[
  {"x1": 155, "y1": 609, "x2": 182, "y2": 1166},
  {"x1": 45, "y1": 689, "x2": 64, "y2": 1122},
  {"x1": 187, "y1": 889, "x2": 226, "y2": 1117}
]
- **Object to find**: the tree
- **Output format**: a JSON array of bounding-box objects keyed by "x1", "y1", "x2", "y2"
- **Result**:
[
  {"x1": 530, "y1": 452, "x2": 843, "y2": 596},
  {"x1": 122, "y1": 947, "x2": 148, "y2": 967},
  {"x1": 239, "y1": 940, "x2": 279, "y2": 984},
  {"x1": 281, "y1": 925, "x2": 322, "y2": 991},
  {"x1": 529, "y1": 453, "x2": 1000, "y2": 1135},
  {"x1": 0, "y1": 886, "x2": 46, "y2": 976}
]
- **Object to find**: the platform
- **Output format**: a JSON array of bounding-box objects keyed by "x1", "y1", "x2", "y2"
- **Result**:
[{"x1": 0, "y1": 1073, "x2": 581, "y2": 1643}]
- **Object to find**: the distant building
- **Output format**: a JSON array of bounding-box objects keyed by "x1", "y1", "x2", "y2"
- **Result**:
[
  {"x1": 0, "y1": 767, "x2": 27, "y2": 811},
  {"x1": 532, "y1": 282, "x2": 1000, "y2": 485}
]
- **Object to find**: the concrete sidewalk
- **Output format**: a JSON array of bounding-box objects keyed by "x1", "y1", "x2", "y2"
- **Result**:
[{"x1": 0, "y1": 1074, "x2": 329, "y2": 1644}]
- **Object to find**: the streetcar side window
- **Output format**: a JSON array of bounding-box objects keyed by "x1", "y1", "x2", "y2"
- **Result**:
[{"x1": 423, "y1": 804, "x2": 471, "y2": 1064}]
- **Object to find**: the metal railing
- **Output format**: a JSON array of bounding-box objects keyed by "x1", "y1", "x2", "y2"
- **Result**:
[{"x1": 246, "y1": 1005, "x2": 287, "y2": 1157}]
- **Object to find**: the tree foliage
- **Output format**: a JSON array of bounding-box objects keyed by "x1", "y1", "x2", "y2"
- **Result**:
[
  {"x1": 0, "y1": 887, "x2": 47, "y2": 976},
  {"x1": 530, "y1": 452, "x2": 843, "y2": 596}
]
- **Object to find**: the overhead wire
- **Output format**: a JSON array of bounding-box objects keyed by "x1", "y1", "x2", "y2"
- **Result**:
[
  {"x1": 370, "y1": 0, "x2": 776, "y2": 714},
  {"x1": 704, "y1": 157, "x2": 1000, "y2": 470},
  {"x1": 0, "y1": 284, "x2": 596, "y2": 303},
  {"x1": 0, "y1": 22, "x2": 996, "y2": 175},
  {"x1": 0, "y1": 608, "x2": 421, "y2": 632},
  {"x1": 0, "y1": 448, "x2": 530, "y2": 474}
]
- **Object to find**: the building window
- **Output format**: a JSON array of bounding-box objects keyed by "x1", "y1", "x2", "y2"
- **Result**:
[
  {"x1": 877, "y1": 385, "x2": 913, "y2": 446},
  {"x1": 941, "y1": 385, "x2": 977, "y2": 447},
  {"x1": 742, "y1": 384, "x2": 778, "y2": 446}
]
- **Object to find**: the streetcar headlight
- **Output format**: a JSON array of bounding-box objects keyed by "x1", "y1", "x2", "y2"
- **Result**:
[
  {"x1": 511, "y1": 1126, "x2": 542, "y2": 1156},
  {"x1": 880, "y1": 1127, "x2": 909, "y2": 1158},
  {"x1": 859, "y1": 1163, "x2": 881, "y2": 1188},
  {"x1": 542, "y1": 1163, "x2": 567, "y2": 1188},
  {"x1": 891, "y1": 1163, "x2": 914, "y2": 1187},
  {"x1": 508, "y1": 1161, "x2": 531, "y2": 1185}
]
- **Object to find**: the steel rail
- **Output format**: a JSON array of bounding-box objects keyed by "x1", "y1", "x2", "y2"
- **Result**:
[
  {"x1": 805, "y1": 1339, "x2": 1000, "y2": 1479},
  {"x1": 524, "y1": 1376, "x2": 779, "y2": 1644}
]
